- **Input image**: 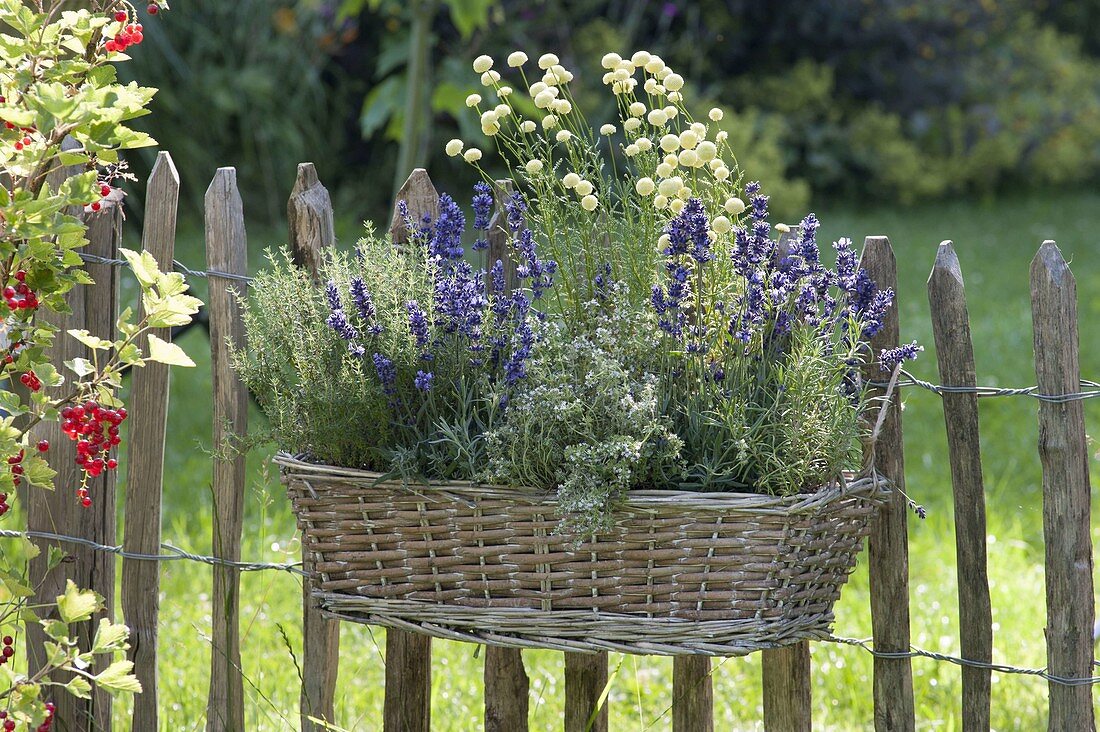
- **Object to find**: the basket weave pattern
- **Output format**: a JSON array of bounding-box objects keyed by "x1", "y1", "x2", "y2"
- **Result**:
[{"x1": 279, "y1": 453, "x2": 888, "y2": 655}]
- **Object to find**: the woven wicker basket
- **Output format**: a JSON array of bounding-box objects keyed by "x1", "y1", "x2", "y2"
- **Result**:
[{"x1": 279, "y1": 453, "x2": 888, "y2": 656}]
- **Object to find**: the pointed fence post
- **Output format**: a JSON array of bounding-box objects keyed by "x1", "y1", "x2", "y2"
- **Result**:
[
  {"x1": 382, "y1": 169, "x2": 435, "y2": 732},
  {"x1": 1030, "y1": 240, "x2": 1095, "y2": 731},
  {"x1": 204, "y1": 168, "x2": 249, "y2": 732},
  {"x1": 288, "y1": 162, "x2": 342, "y2": 732},
  {"x1": 927, "y1": 242, "x2": 992, "y2": 731},
  {"x1": 482, "y1": 179, "x2": 529, "y2": 732},
  {"x1": 760, "y1": 230, "x2": 809, "y2": 732},
  {"x1": 122, "y1": 151, "x2": 179, "y2": 732},
  {"x1": 859, "y1": 236, "x2": 915, "y2": 732}
]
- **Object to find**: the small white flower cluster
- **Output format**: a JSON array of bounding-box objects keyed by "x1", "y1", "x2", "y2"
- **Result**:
[{"x1": 448, "y1": 49, "x2": 748, "y2": 233}]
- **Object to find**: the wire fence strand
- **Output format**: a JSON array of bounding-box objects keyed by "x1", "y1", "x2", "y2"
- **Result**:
[
  {"x1": 824, "y1": 635, "x2": 1100, "y2": 687},
  {"x1": 0, "y1": 527, "x2": 307, "y2": 576}
]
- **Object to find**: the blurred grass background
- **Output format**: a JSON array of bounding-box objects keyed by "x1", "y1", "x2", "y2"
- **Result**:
[{"x1": 87, "y1": 0, "x2": 1100, "y2": 727}]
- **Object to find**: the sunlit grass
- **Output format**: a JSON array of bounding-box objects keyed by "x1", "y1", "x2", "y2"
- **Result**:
[{"x1": 108, "y1": 189, "x2": 1100, "y2": 729}]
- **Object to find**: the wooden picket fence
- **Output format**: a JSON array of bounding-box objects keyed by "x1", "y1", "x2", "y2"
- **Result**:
[{"x1": 21, "y1": 152, "x2": 1096, "y2": 731}]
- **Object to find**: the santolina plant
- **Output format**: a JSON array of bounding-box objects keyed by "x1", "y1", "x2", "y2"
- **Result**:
[{"x1": 240, "y1": 49, "x2": 919, "y2": 533}]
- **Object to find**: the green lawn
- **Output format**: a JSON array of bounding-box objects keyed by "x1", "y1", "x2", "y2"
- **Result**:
[{"x1": 107, "y1": 189, "x2": 1100, "y2": 730}]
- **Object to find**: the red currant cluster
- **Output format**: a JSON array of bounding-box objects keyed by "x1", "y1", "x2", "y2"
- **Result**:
[
  {"x1": 61, "y1": 402, "x2": 124, "y2": 507},
  {"x1": 84, "y1": 182, "x2": 114, "y2": 214},
  {"x1": 17, "y1": 371, "x2": 39, "y2": 392},
  {"x1": 0, "y1": 635, "x2": 13, "y2": 665},
  {"x1": 0, "y1": 698, "x2": 56, "y2": 732},
  {"x1": 4, "y1": 270, "x2": 38, "y2": 312},
  {"x1": 104, "y1": 12, "x2": 146, "y2": 54}
]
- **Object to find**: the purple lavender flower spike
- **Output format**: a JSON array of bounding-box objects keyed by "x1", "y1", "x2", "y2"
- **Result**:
[
  {"x1": 372, "y1": 353, "x2": 396, "y2": 394},
  {"x1": 879, "y1": 341, "x2": 923, "y2": 370},
  {"x1": 406, "y1": 300, "x2": 431, "y2": 358},
  {"x1": 414, "y1": 370, "x2": 434, "y2": 392},
  {"x1": 472, "y1": 182, "x2": 493, "y2": 231}
]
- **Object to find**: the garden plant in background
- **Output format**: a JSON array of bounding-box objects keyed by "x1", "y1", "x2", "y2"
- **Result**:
[
  {"x1": 0, "y1": 1, "x2": 201, "y2": 728},
  {"x1": 240, "y1": 48, "x2": 921, "y2": 533}
]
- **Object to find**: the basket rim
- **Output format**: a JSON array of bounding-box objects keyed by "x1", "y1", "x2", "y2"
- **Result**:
[{"x1": 274, "y1": 451, "x2": 889, "y2": 513}]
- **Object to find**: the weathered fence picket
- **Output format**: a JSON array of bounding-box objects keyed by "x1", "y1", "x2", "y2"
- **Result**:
[
  {"x1": 204, "y1": 168, "x2": 249, "y2": 732},
  {"x1": 927, "y1": 241, "x2": 993, "y2": 731},
  {"x1": 762, "y1": 643, "x2": 810, "y2": 732},
  {"x1": 859, "y1": 235, "x2": 916, "y2": 732},
  {"x1": 674, "y1": 655, "x2": 715, "y2": 732},
  {"x1": 383, "y1": 169, "x2": 437, "y2": 732},
  {"x1": 1030, "y1": 240, "x2": 1095, "y2": 731},
  {"x1": 564, "y1": 652, "x2": 609, "y2": 732},
  {"x1": 288, "y1": 162, "x2": 343, "y2": 732},
  {"x1": 481, "y1": 179, "x2": 531, "y2": 732},
  {"x1": 122, "y1": 151, "x2": 180, "y2": 732}
]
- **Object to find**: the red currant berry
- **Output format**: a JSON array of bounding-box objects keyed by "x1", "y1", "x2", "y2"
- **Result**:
[
  {"x1": 37, "y1": 440, "x2": 48, "y2": 453},
  {"x1": 91, "y1": 202, "x2": 102, "y2": 212},
  {"x1": 148, "y1": 4, "x2": 159, "y2": 14},
  {"x1": 3, "y1": 636, "x2": 12, "y2": 646},
  {"x1": 81, "y1": 497, "x2": 91, "y2": 508},
  {"x1": 13, "y1": 271, "x2": 24, "y2": 282},
  {"x1": 3, "y1": 717, "x2": 13, "y2": 729},
  {"x1": 106, "y1": 459, "x2": 118, "y2": 470},
  {"x1": 13, "y1": 143, "x2": 21, "y2": 151},
  {"x1": 114, "y1": 10, "x2": 127, "y2": 22}
]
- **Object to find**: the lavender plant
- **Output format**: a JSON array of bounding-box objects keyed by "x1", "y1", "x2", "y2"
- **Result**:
[{"x1": 235, "y1": 186, "x2": 554, "y2": 479}]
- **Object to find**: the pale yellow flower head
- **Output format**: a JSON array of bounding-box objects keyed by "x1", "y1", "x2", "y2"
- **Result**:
[
  {"x1": 473, "y1": 55, "x2": 493, "y2": 73},
  {"x1": 445, "y1": 139, "x2": 463, "y2": 157},
  {"x1": 724, "y1": 197, "x2": 746, "y2": 215}
]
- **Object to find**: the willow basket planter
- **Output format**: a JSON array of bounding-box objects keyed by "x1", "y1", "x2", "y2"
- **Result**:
[{"x1": 278, "y1": 452, "x2": 889, "y2": 656}]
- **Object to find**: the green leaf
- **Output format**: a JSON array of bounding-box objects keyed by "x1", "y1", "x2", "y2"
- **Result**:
[
  {"x1": 65, "y1": 357, "x2": 95, "y2": 377},
  {"x1": 146, "y1": 334, "x2": 194, "y2": 367},
  {"x1": 94, "y1": 660, "x2": 142, "y2": 694},
  {"x1": 91, "y1": 618, "x2": 129, "y2": 653},
  {"x1": 41, "y1": 619, "x2": 68, "y2": 643},
  {"x1": 119, "y1": 248, "x2": 162, "y2": 289},
  {"x1": 67, "y1": 329, "x2": 111, "y2": 350},
  {"x1": 47, "y1": 545, "x2": 65, "y2": 571},
  {"x1": 64, "y1": 676, "x2": 92, "y2": 699},
  {"x1": 56, "y1": 580, "x2": 101, "y2": 624},
  {"x1": 22, "y1": 455, "x2": 56, "y2": 490}
]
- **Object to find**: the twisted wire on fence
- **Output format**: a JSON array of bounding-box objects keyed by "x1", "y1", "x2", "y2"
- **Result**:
[
  {"x1": 0, "y1": 527, "x2": 307, "y2": 576},
  {"x1": 70, "y1": 254, "x2": 1100, "y2": 686}
]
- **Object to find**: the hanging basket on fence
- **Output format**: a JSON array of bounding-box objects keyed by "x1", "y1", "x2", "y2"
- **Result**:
[{"x1": 279, "y1": 452, "x2": 889, "y2": 656}]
